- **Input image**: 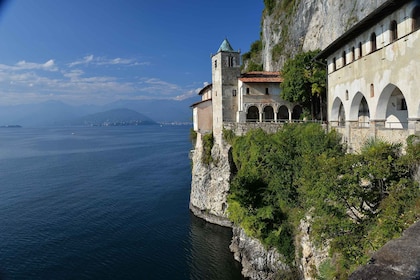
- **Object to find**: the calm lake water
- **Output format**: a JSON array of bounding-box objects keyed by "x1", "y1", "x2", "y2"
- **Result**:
[{"x1": 0, "y1": 125, "x2": 243, "y2": 280}]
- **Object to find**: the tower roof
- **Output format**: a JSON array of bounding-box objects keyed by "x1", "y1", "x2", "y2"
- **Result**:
[{"x1": 217, "y1": 38, "x2": 235, "y2": 52}]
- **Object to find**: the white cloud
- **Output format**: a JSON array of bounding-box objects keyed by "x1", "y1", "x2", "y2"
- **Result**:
[
  {"x1": 68, "y1": 55, "x2": 147, "y2": 67},
  {"x1": 68, "y1": 55, "x2": 94, "y2": 67},
  {"x1": 0, "y1": 59, "x2": 58, "y2": 72}
]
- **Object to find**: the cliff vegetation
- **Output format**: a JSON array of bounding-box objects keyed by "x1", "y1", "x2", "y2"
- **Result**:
[{"x1": 226, "y1": 124, "x2": 420, "y2": 278}]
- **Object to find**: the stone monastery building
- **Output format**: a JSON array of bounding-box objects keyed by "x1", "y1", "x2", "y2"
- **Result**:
[
  {"x1": 192, "y1": 0, "x2": 420, "y2": 151},
  {"x1": 191, "y1": 39, "x2": 301, "y2": 145},
  {"x1": 317, "y1": 0, "x2": 420, "y2": 151}
]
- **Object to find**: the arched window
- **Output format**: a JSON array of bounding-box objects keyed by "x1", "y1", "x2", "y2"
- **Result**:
[
  {"x1": 342, "y1": 51, "x2": 346, "y2": 66},
  {"x1": 412, "y1": 6, "x2": 420, "y2": 31},
  {"x1": 390, "y1": 20, "x2": 398, "y2": 42},
  {"x1": 351, "y1": 47, "x2": 355, "y2": 62},
  {"x1": 370, "y1": 32, "x2": 377, "y2": 52},
  {"x1": 358, "y1": 42, "x2": 363, "y2": 58}
]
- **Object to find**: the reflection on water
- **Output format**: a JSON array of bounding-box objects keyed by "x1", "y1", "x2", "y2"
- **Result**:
[{"x1": 187, "y1": 213, "x2": 244, "y2": 280}]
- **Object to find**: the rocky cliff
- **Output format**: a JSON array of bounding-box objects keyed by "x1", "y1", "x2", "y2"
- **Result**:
[
  {"x1": 189, "y1": 141, "x2": 234, "y2": 227},
  {"x1": 349, "y1": 220, "x2": 420, "y2": 280},
  {"x1": 261, "y1": 0, "x2": 388, "y2": 71}
]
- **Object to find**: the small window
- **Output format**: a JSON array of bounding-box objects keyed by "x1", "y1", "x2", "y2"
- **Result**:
[
  {"x1": 332, "y1": 57, "x2": 336, "y2": 71},
  {"x1": 345, "y1": 90, "x2": 349, "y2": 101},
  {"x1": 246, "y1": 88, "x2": 250, "y2": 94},
  {"x1": 229, "y1": 57, "x2": 234, "y2": 67},
  {"x1": 214, "y1": 60, "x2": 217, "y2": 68},
  {"x1": 412, "y1": 6, "x2": 420, "y2": 31},
  {"x1": 351, "y1": 47, "x2": 355, "y2": 62},
  {"x1": 359, "y1": 42, "x2": 363, "y2": 58},
  {"x1": 390, "y1": 20, "x2": 398, "y2": 42},
  {"x1": 370, "y1": 84, "x2": 374, "y2": 98},
  {"x1": 342, "y1": 51, "x2": 346, "y2": 66},
  {"x1": 265, "y1": 88, "x2": 269, "y2": 95},
  {"x1": 370, "y1": 33, "x2": 377, "y2": 52},
  {"x1": 232, "y1": 89, "x2": 237, "y2": 97}
]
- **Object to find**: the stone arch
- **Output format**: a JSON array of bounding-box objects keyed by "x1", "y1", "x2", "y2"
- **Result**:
[
  {"x1": 358, "y1": 97, "x2": 370, "y2": 127},
  {"x1": 292, "y1": 105, "x2": 303, "y2": 120},
  {"x1": 349, "y1": 92, "x2": 370, "y2": 123},
  {"x1": 263, "y1": 105, "x2": 274, "y2": 122},
  {"x1": 331, "y1": 97, "x2": 346, "y2": 125},
  {"x1": 376, "y1": 84, "x2": 408, "y2": 129},
  {"x1": 246, "y1": 105, "x2": 259, "y2": 122},
  {"x1": 277, "y1": 105, "x2": 289, "y2": 121}
]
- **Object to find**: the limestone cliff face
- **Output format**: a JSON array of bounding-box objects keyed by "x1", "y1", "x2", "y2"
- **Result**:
[
  {"x1": 262, "y1": 0, "x2": 388, "y2": 71},
  {"x1": 296, "y1": 215, "x2": 329, "y2": 280},
  {"x1": 230, "y1": 227, "x2": 291, "y2": 280},
  {"x1": 189, "y1": 141, "x2": 233, "y2": 227}
]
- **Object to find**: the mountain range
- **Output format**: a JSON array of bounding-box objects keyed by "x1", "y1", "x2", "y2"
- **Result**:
[{"x1": 0, "y1": 97, "x2": 199, "y2": 127}]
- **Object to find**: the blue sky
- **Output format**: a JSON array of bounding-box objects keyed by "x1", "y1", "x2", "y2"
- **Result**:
[{"x1": 0, "y1": 0, "x2": 264, "y2": 105}]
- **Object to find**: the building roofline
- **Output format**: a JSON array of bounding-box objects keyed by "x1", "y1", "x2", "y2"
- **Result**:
[
  {"x1": 239, "y1": 71, "x2": 283, "y2": 83},
  {"x1": 198, "y1": 84, "x2": 212, "y2": 95},
  {"x1": 190, "y1": 98, "x2": 212, "y2": 108},
  {"x1": 316, "y1": 0, "x2": 412, "y2": 60}
]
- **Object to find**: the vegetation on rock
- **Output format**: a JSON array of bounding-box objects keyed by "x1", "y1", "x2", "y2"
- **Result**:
[
  {"x1": 201, "y1": 133, "x2": 214, "y2": 165},
  {"x1": 227, "y1": 124, "x2": 420, "y2": 278}
]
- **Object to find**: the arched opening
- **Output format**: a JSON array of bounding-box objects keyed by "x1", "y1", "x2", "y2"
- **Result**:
[
  {"x1": 331, "y1": 97, "x2": 345, "y2": 126},
  {"x1": 339, "y1": 103, "x2": 346, "y2": 126},
  {"x1": 292, "y1": 105, "x2": 303, "y2": 120},
  {"x1": 370, "y1": 32, "x2": 377, "y2": 53},
  {"x1": 376, "y1": 84, "x2": 408, "y2": 129},
  {"x1": 351, "y1": 47, "x2": 355, "y2": 62},
  {"x1": 390, "y1": 20, "x2": 398, "y2": 42},
  {"x1": 358, "y1": 97, "x2": 370, "y2": 127},
  {"x1": 246, "y1": 106, "x2": 259, "y2": 122},
  {"x1": 263, "y1": 106, "x2": 274, "y2": 122},
  {"x1": 277, "y1": 105, "x2": 289, "y2": 122},
  {"x1": 412, "y1": 6, "x2": 420, "y2": 31},
  {"x1": 358, "y1": 42, "x2": 363, "y2": 58}
]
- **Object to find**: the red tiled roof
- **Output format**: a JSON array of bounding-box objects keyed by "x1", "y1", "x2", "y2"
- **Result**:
[{"x1": 239, "y1": 71, "x2": 283, "y2": 83}]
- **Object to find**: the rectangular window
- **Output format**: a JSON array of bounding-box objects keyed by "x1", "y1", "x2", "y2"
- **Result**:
[
  {"x1": 246, "y1": 88, "x2": 250, "y2": 94},
  {"x1": 232, "y1": 89, "x2": 237, "y2": 97},
  {"x1": 265, "y1": 88, "x2": 269, "y2": 95}
]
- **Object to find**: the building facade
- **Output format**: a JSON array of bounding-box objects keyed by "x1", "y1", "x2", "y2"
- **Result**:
[
  {"x1": 192, "y1": 39, "x2": 300, "y2": 145},
  {"x1": 318, "y1": 0, "x2": 420, "y2": 151}
]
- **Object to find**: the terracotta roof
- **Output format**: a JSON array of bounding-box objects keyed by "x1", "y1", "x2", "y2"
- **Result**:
[
  {"x1": 239, "y1": 71, "x2": 283, "y2": 83},
  {"x1": 198, "y1": 83, "x2": 212, "y2": 95}
]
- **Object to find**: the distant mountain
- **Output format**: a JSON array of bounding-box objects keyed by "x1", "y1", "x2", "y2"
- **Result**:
[
  {"x1": 103, "y1": 97, "x2": 198, "y2": 123},
  {"x1": 72, "y1": 108, "x2": 157, "y2": 126},
  {"x1": 0, "y1": 97, "x2": 199, "y2": 127}
]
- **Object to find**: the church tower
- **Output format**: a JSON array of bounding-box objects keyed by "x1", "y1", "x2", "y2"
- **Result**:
[{"x1": 211, "y1": 39, "x2": 241, "y2": 144}]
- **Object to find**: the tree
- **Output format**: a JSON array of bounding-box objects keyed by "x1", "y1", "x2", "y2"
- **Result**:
[{"x1": 280, "y1": 50, "x2": 326, "y2": 120}]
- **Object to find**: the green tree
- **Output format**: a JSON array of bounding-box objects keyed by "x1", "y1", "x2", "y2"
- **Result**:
[{"x1": 280, "y1": 50, "x2": 326, "y2": 120}]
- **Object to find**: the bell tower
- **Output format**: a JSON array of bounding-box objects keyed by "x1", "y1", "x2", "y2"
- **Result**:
[{"x1": 211, "y1": 38, "x2": 241, "y2": 144}]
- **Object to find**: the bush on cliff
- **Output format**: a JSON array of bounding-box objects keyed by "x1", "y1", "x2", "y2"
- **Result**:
[{"x1": 227, "y1": 124, "x2": 420, "y2": 277}]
